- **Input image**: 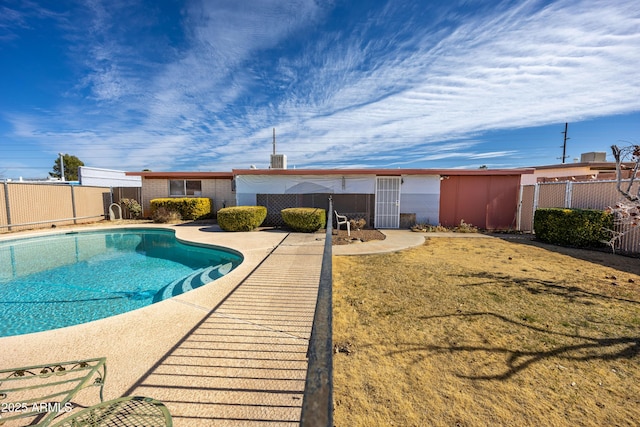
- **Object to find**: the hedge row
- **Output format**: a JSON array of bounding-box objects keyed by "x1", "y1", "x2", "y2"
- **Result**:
[
  {"x1": 533, "y1": 208, "x2": 613, "y2": 248},
  {"x1": 148, "y1": 201, "x2": 328, "y2": 233},
  {"x1": 150, "y1": 198, "x2": 212, "y2": 220},
  {"x1": 217, "y1": 206, "x2": 327, "y2": 232}
]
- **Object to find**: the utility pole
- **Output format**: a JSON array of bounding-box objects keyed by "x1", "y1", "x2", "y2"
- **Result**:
[{"x1": 560, "y1": 123, "x2": 569, "y2": 164}]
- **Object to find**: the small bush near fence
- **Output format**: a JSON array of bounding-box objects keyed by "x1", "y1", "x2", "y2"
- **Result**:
[
  {"x1": 534, "y1": 208, "x2": 613, "y2": 248},
  {"x1": 281, "y1": 207, "x2": 326, "y2": 232},
  {"x1": 217, "y1": 206, "x2": 267, "y2": 231},
  {"x1": 120, "y1": 198, "x2": 142, "y2": 219},
  {"x1": 150, "y1": 198, "x2": 212, "y2": 220}
]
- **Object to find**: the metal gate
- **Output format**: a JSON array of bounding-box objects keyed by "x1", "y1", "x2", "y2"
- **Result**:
[{"x1": 375, "y1": 177, "x2": 401, "y2": 228}]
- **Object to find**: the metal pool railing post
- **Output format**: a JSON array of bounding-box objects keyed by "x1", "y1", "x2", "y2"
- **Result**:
[
  {"x1": 300, "y1": 196, "x2": 334, "y2": 427},
  {"x1": 3, "y1": 181, "x2": 12, "y2": 231}
]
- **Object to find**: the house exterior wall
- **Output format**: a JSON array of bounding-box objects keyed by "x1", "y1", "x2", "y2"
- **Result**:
[
  {"x1": 440, "y1": 175, "x2": 521, "y2": 230},
  {"x1": 133, "y1": 169, "x2": 530, "y2": 229},
  {"x1": 140, "y1": 178, "x2": 169, "y2": 216},
  {"x1": 237, "y1": 173, "x2": 440, "y2": 228},
  {"x1": 201, "y1": 179, "x2": 235, "y2": 211},
  {"x1": 235, "y1": 175, "x2": 375, "y2": 206},
  {"x1": 140, "y1": 177, "x2": 234, "y2": 217}
]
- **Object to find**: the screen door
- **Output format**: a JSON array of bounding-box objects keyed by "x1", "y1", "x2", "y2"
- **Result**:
[{"x1": 375, "y1": 177, "x2": 401, "y2": 228}]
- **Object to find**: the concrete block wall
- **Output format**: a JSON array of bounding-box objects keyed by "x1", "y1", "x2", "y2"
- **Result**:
[{"x1": 140, "y1": 178, "x2": 169, "y2": 217}]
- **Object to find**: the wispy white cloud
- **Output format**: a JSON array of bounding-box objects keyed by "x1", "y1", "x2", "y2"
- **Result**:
[
  {"x1": 2, "y1": 0, "x2": 639, "y2": 177},
  {"x1": 0, "y1": 0, "x2": 70, "y2": 43},
  {"x1": 253, "y1": 0, "x2": 640, "y2": 167}
]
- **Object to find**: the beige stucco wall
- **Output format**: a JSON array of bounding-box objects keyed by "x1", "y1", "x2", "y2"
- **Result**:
[
  {"x1": 140, "y1": 178, "x2": 235, "y2": 217},
  {"x1": 201, "y1": 179, "x2": 236, "y2": 211}
]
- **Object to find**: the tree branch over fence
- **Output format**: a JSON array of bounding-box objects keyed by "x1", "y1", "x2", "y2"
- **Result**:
[
  {"x1": 611, "y1": 144, "x2": 640, "y2": 202},
  {"x1": 605, "y1": 144, "x2": 640, "y2": 252}
]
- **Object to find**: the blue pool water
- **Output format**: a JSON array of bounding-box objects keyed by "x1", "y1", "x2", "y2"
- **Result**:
[{"x1": 0, "y1": 228, "x2": 242, "y2": 337}]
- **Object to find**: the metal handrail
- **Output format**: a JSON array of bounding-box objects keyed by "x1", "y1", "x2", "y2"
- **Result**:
[
  {"x1": 299, "y1": 197, "x2": 334, "y2": 426},
  {"x1": 0, "y1": 215, "x2": 105, "y2": 229}
]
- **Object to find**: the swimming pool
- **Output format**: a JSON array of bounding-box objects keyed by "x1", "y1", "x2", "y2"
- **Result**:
[{"x1": 0, "y1": 228, "x2": 243, "y2": 337}]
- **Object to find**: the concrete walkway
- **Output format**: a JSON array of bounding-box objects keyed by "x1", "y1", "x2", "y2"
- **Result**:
[{"x1": 125, "y1": 232, "x2": 325, "y2": 426}]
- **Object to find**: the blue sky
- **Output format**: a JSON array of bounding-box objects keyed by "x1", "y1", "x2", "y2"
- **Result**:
[{"x1": 1, "y1": 0, "x2": 639, "y2": 179}]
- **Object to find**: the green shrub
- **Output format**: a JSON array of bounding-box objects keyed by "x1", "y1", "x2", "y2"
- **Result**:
[
  {"x1": 281, "y1": 208, "x2": 326, "y2": 232},
  {"x1": 217, "y1": 206, "x2": 267, "y2": 231},
  {"x1": 533, "y1": 208, "x2": 613, "y2": 247},
  {"x1": 150, "y1": 198, "x2": 212, "y2": 220}
]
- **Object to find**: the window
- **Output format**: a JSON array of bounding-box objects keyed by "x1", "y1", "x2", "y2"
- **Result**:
[{"x1": 169, "y1": 180, "x2": 202, "y2": 196}]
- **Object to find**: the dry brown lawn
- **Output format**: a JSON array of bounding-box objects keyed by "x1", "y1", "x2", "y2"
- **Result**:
[{"x1": 333, "y1": 236, "x2": 640, "y2": 427}]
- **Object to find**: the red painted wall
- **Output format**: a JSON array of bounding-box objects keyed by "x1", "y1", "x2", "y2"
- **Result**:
[{"x1": 439, "y1": 175, "x2": 521, "y2": 230}]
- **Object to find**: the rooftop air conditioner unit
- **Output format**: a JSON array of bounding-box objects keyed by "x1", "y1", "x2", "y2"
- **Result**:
[
  {"x1": 580, "y1": 152, "x2": 606, "y2": 162},
  {"x1": 270, "y1": 154, "x2": 287, "y2": 169}
]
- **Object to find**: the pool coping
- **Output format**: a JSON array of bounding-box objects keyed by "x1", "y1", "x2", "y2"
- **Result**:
[{"x1": 0, "y1": 223, "x2": 292, "y2": 405}]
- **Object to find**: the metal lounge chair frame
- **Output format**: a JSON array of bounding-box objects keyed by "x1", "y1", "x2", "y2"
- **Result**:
[
  {"x1": 0, "y1": 357, "x2": 106, "y2": 426},
  {"x1": 0, "y1": 358, "x2": 172, "y2": 426},
  {"x1": 50, "y1": 396, "x2": 172, "y2": 427}
]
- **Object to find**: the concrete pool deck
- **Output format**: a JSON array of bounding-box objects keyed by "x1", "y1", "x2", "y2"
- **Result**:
[{"x1": 0, "y1": 224, "x2": 433, "y2": 425}]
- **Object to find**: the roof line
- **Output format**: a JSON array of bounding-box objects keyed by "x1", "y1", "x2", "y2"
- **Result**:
[{"x1": 127, "y1": 168, "x2": 535, "y2": 177}]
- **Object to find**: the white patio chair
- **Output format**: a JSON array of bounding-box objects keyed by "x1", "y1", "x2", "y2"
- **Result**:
[{"x1": 335, "y1": 211, "x2": 350, "y2": 236}]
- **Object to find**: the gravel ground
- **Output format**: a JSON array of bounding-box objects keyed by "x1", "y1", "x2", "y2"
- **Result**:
[{"x1": 331, "y1": 228, "x2": 386, "y2": 245}]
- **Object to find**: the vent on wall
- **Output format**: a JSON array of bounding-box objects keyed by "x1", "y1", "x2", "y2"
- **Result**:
[{"x1": 270, "y1": 154, "x2": 287, "y2": 169}]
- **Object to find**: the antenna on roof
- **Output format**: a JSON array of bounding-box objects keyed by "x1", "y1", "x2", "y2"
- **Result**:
[{"x1": 273, "y1": 128, "x2": 276, "y2": 156}]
